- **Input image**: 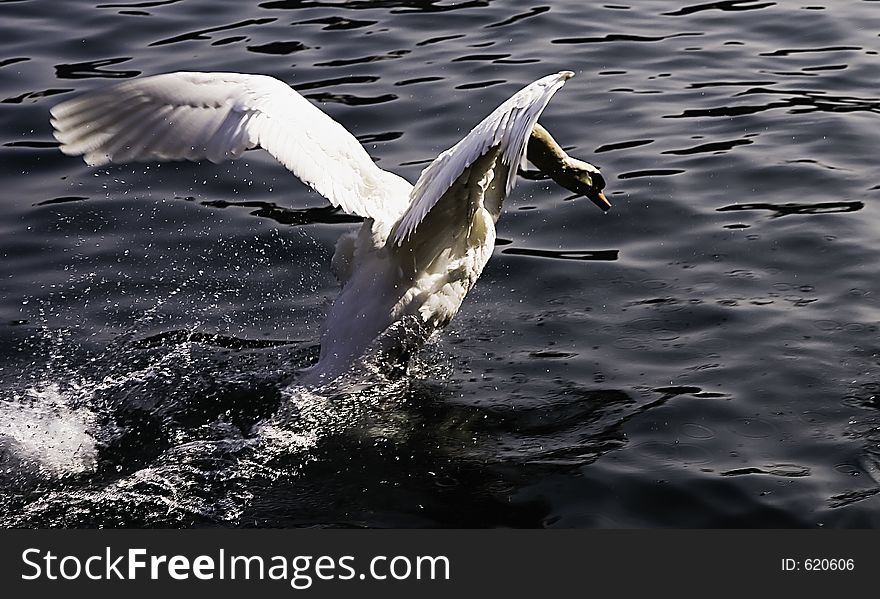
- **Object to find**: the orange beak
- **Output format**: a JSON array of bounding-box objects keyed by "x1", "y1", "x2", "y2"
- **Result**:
[{"x1": 589, "y1": 190, "x2": 612, "y2": 212}]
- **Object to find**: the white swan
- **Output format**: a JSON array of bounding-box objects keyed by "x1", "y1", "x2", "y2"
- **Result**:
[{"x1": 49, "y1": 70, "x2": 609, "y2": 385}]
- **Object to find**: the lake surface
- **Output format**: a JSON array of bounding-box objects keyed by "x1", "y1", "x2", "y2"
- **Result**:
[{"x1": 1, "y1": 0, "x2": 879, "y2": 528}]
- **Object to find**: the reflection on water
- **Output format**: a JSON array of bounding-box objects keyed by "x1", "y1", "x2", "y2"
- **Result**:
[
  {"x1": 1, "y1": 0, "x2": 880, "y2": 528},
  {"x1": 717, "y1": 201, "x2": 864, "y2": 218}
]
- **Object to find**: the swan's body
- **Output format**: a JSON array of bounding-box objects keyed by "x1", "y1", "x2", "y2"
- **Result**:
[{"x1": 50, "y1": 70, "x2": 609, "y2": 384}]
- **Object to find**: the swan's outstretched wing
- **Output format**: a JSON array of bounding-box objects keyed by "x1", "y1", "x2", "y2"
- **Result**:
[
  {"x1": 392, "y1": 71, "x2": 573, "y2": 246},
  {"x1": 50, "y1": 72, "x2": 412, "y2": 221}
]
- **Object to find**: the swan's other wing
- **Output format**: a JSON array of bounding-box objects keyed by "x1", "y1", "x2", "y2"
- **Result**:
[
  {"x1": 392, "y1": 71, "x2": 573, "y2": 246},
  {"x1": 50, "y1": 72, "x2": 412, "y2": 221}
]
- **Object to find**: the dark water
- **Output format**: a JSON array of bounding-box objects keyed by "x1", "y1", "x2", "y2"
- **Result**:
[{"x1": 1, "y1": 0, "x2": 879, "y2": 528}]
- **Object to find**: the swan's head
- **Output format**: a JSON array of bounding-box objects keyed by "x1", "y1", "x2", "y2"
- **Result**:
[
  {"x1": 562, "y1": 157, "x2": 610, "y2": 212},
  {"x1": 527, "y1": 123, "x2": 611, "y2": 211}
]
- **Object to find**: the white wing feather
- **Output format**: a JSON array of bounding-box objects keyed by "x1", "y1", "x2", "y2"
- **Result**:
[
  {"x1": 392, "y1": 71, "x2": 573, "y2": 246},
  {"x1": 49, "y1": 72, "x2": 412, "y2": 221}
]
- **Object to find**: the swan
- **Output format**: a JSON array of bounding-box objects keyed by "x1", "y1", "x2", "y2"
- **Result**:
[{"x1": 49, "y1": 70, "x2": 610, "y2": 385}]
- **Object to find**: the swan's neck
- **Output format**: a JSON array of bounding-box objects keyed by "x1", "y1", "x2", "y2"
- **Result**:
[{"x1": 527, "y1": 123, "x2": 571, "y2": 175}]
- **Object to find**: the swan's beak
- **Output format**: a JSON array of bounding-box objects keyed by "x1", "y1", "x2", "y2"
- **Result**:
[{"x1": 587, "y1": 189, "x2": 612, "y2": 212}]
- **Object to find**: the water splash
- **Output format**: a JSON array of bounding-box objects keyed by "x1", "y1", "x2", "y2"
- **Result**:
[{"x1": 0, "y1": 382, "x2": 99, "y2": 480}]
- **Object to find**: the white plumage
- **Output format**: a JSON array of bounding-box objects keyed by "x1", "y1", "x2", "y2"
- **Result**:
[{"x1": 50, "y1": 70, "x2": 577, "y2": 384}]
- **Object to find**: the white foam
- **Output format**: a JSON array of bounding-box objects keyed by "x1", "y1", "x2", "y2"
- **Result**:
[{"x1": 0, "y1": 383, "x2": 99, "y2": 478}]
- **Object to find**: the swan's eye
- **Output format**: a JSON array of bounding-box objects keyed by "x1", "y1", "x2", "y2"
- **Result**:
[{"x1": 592, "y1": 170, "x2": 606, "y2": 191}]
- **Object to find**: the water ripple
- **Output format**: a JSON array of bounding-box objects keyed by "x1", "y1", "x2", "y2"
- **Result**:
[
  {"x1": 97, "y1": 0, "x2": 183, "y2": 8},
  {"x1": 552, "y1": 32, "x2": 702, "y2": 44},
  {"x1": 293, "y1": 75, "x2": 379, "y2": 91},
  {"x1": 501, "y1": 248, "x2": 619, "y2": 261},
  {"x1": 295, "y1": 16, "x2": 377, "y2": 30},
  {"x1": 662, "y1": 139, "x2": 753, "y2": 155},
  {"x1": 149, "y1": 18, "x2": 276, "y2": 47},
  {"x1": 665, "y1": 90, "x2": 880, "y2": 118},
  {"x1": 246, "y1": 41, "x2": 307, "y2": 55},
  {"x1": 304, "y1": 91, "x2": 398, "y2": 106},
  {"x1": 394, "y1": 76, "x2": 444, "y2": 86},
  {"x1": 595, "y1": 139, "x2": 654, "y2": 153},
  {"x1": 717, "y1": 201, "x2": 864, "y2": 218},
  {"x1": 485, "y1": 6, "x2": 550, "y2": 29},
  {"x1": 720, "y1": 464, "x2": 810, "y2": 477},
  {"x1": 828, "y1": 488, "x2": 880, "y2": 509},
  {"x1": 34, "y1": 196, "x2": 89, "y2": 207},
  {"x1": 0, "y1": 57, "x2": 28, "y2": 68},
  {"x1": 662, "y1": 0, "x2": 775, "y2": 16},
  {"x1": 760, "y1": 46, "x2": 862, "y2": 57},
  {"x1": 259, "y1": 0, "x2": 491, "y2": 13},
  {"x1": 2, "y1": 88, "x2": 70, "y2": 104},
  {"x1": 415, "y1": 34, "x2": 465, "y2": 47},
  {"x1": 315, "y1": 49, "x2": 409, "y2": 67},
  {"x1": 452, "y1": 53, "x2": 511, "y2": 62},
  {"x1": 54, "y1": 57, "x2": 139, "y2": 79},
  {"x1": 200, "y1": 200, "x2": 363, "y2": 226},
  {"x1": 687, "y1": 80, "x2": 776, "y2": 89},
  {"x1": 455, "y1": 80, "x2": 505, "y2": 90},
  {"x1": 618, "y1": 169, "x2": 685, "y2": 179}
]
